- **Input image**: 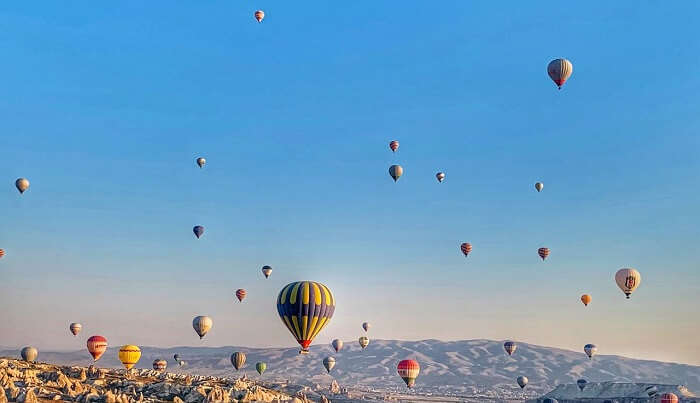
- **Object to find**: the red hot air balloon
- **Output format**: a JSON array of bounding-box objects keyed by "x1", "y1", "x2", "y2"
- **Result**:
[
  {"x1": 87, "y1": 336, "x2": 108, "y2": 361},
  {"x1": 660, "y1": 393, "x2": 679, "y2": 403},
  {"x1": 538, "y1": 247, "x2": 550, "y2": 261},
  {"x1": 235, "y1": 289, "x2": 247, "y2": 302},
  {"x1": 0, "y1": 249, "x2": 4, "y2": 259},
  {"x1": 397, "y1": 360, "x2": 420, "y2": 388},
  {"x1": 460, "y1": 243, "x2": 472, "y2": 257},
  {"x1": 389, "y1": 140, "x2": 399, "y2": 153}
]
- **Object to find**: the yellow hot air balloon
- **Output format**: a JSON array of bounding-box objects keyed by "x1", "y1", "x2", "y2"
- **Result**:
[
  {"x1": 118, "y1": 345, "x2": 141, "y2": 370},
  {"x1": 580, "y1": 294, "x2": 592, "y2": 306}
]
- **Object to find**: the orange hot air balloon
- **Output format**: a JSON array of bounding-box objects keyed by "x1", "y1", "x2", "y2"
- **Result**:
[
  {"x1": 254, "y1": 10, "x2": 265, "y2": 23},
  {"x1": 581, "y1": 294, "x2": 592, "y2": 306},
  {"x1": 87, "y1": 335, "x2": 108, "y2": 361},
  {"x1": 0, "y1": 249, "x2": 4, "y2": 259},
  {"x1": 235, "y1": 289, "x2": 247, "y2": 302},
  {"x1": 460, "y1": 242, "x2": 472, "y2": 257},
  {"x1": 660, "y1": 393, "x2": 679, "y2": 403},
  {"x1": 389, "y1": 140, "x2": 399, "y2": 153},
  {"x1": 538, "y1": 247, "x2": 550, "y2": 261}
]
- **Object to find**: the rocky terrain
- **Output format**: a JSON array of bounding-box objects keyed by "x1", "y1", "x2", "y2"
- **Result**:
[{"x1": 0, "y1": 358, "x2": 335, "y2": 403}]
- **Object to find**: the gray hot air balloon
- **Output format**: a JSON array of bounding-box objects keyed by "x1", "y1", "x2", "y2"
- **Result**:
[
  {"x1": 196, "y1": 157, "x2": 206, "y2": 168},
  {"x1": 389, "y1": 165, "x2": 403, "y2": 182},
  {"x1": 535, "y1": 182, "x2": 544, "y2": 192},
  {"x1": 192, "y1": 316, "x2": 213, "y2": 339},
  {"x1": 362, "y1": 322, "x2": 370, "y2": 332},
  {"x1": 577, "y1": 379, "x2": 588, "y2": 391},
  {"x1": 231, "y1": 351, "x2": 246, "y2": 370},
  {"x1": 193, "y1": 226, "x2": 204, "y2": 239},
  {"x1": 174, "y1": 354, "x2": 180, "y2": 362},
  {"x1": 21, "y1": 346, "x2": 38, "y2": 362},
  {"x1": 15, "y1": 178, "x2": 30, "y2": 194},
  {"x1": 517, "y1": 376, "x2": 528, "y2": 389},
  {"x1": 178, "y1": 360, "x2": 186, "y2": 367},
  {"x1": 331, "y1": 339, "x2": 343, "y2": 353},
  {"x1": 323, "y1": 356, "x2": 336, "y2": 373}
]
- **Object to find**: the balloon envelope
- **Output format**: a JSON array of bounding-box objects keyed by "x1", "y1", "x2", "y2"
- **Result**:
[
  {"x1": 331, "y1": 339, "x2": 343, "y2": 353},
  {"x1": 87, "y1": 336, "x2": 108, "y2": 361},
  {"x1": 153, "y1": 359, "x2": 167, "y2": 371},
  {"x1": 231, "y1": 352, "x2": 246, "y2": 370},
  {"x1": 196, "y1": 157, "x2": 206, "y2": 168},
  {"x1": 389, "y1": 140, "x2": 399, "y2": 152},
  {"x1": 15, "y1": 178, "x2": 29, "y2": 194},
  {"x1": 262, "y1": 265, "x2": 272, "y2": 278},
  {"x1": 538, "y1": 247, "x2": 550, "y2": 261},
  {"x1": 660, "y1": 393, "x2": 679, "y2": 403},
  {"x1": 517, "y1": 376, "x2": 528, "y2": 389},
  {"x1": 615, "y1": 268, "x2": 641, "y2": 299},
  {"x1": 235, "y1": 289, "x2": 247, "y2": 302},
  {"x1": 389, "y1": 165, "x2": 403, "y2": 182},
  {"x1": 359, "y1": 336, "x2": 369, "y2": 349},
  {"x1": 577, "y1": 379, "x2": 587, "y2": 391},
  {"x1": 0, "y1": 249, "x2": 4, "y2": 259},
  {"x1": 460, "y1": 242, "x2": 472, "y2": 257},
  {"x1": 69, "y1": 323, "x2": 82, "y2": 336},
  {"x1": 323, "y1": 356, "x2": 336, "y2": 373},
  {"x1": 547, "y1": 58, "x2": 573, "y2": 89},
  {"x1": 581, "y1": 294, "x2": 592, "y2": 306},
  {"x1": 535, "y1": 182, "x2": 544, "y2": 192},
  {"x1": 504, "y1": 341, "x2": 517, "y2": 356},
  {"x1": 193, "y1": 226, "x2": 204, "y2": 239},
  {"x1": 255, "y1": 10, "x2": 264, "y2": 22},
  {"x1": 192, "y1": 316, "x2": 213, "y2": 339},
  {"x1": 584, "y1": 343, "x2": 597, "y2": 359},
  {"x1": 21, "y1": 347, "x2": 38, "y2": 362},
  {"x1": 277, "y1": 281, "x2": 335, "y2": 353},
  {"x1": 118, "y1": 345, "x2": 141, "y2": 370},
  {"x1": 436, "y1": 172, "x2": 445, "y2": 183},
  {"x1": 397, "y1": 359, "x2": 420, "y2": 388},
  {"x1": 173, "y1": 354, "x2": 180, "y2": 361},
  {"x1": 362, "y1": 322, "x2": 370, "y2": 332},
  {"x1": 256, "y1": 362, "x2": 266, "y2": 375}
]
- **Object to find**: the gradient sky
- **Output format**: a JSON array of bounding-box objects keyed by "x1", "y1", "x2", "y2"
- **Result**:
[{"x1": 1, "y1": 1, "x2": 699, "y2": 366}]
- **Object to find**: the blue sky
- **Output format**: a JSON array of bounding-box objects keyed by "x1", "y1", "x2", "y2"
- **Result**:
[{"x1": 1, "y1": 1, "x2": 699, "y2": 365}]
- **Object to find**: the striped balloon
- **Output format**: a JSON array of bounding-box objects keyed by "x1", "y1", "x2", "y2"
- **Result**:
[
  {"x1": 460, "y1": 242, "x2": 472, "y2": 257},
  {"x1": 262, "y1": 265, "x2": 272, "y2": 279},
  {"x1": 192, "y1": 315, "x2": 213, "y2": 339},
  {"x1": 254, "y1": 10, "x2": 265, "y2": 23},
  {"x1": 0, "y1": 249, "x2": 4, "y2": 259},
  {"x1": 152, "y1": 359, "x2": 167, "y2": 371},
  {"x1": 397, "y1": 359, "x2": 420, "y2": 388},
  {"x1": 331, "y1": 339, "x2": 343, "y2": 353},
  {"x1": 538, "y1": 247, "x2": 550, "y2": 261},
  {"x1": 359, "y1": 336, "x2": 369, "y2": 349},
  {"x1": 118, "y1": 345, "x2": 141, "y2": 370},
  {"x1": 276, "y1": 281, "x2": 335, "y2": 354},
  {"x1": 21, "y1": 347, "x2": 38, "y2": 362},
  {"x1": 504, "y1": 341, "x2": 517, "y2": 356},
  {"x1": 231, "y1": 351, "x2": 246, "y2": 370},
  {"x1": 547, "y1": 58, "x2": 573, "y2": 89},
  {"x1": 87, "y1": 335, "x2": 108, "y2": 361},
  {"x1": 69, "y1": 323, "x2": 82, "y2": 336},
  {"x1": 235, "y1": 289, "x2": 247, "y2": 302},
  {"x1": 660, "y1": 393, "x2": 679, "y2": 403},
  {"x1": 389, "y1": 140, "x2": 399, "y2": 152}
]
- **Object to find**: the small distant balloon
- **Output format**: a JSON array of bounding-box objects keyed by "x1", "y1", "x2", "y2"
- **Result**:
[
  {"x1": 504, "y1": 341, "x2": 517, "y2": 356},
  {"x1": 645, "y1": 385, "x2": 658, "y2": 397},
  {"x1": 436, "y1": 172, "x2": 445, "y2": 183},
  {"x1": 231, "y1": 351, "x2": 246, "y2": 370},
  {"x1": 660, "y1": 393, "x2": 679, "y2": 403},
  {"x1": 577, "y1": 379, "x2": 587, "y2": 391},
  {"x1": 118, "y1": 345, "x2": 141, "y2": 370},
  {"x1": 193, "y1": 226, "x2": 204, "y2": 239},
  {"x1": 153, "y1": 359, "x2": 167, "y2": 371},
  {"x1": 69, "y1": 323, "x2": 82, "y2": 336},
  {"x1": 254, "y1": 10, "x2": 265, "y2": 23},
  {"x1": 580, "y1": 294, "x2": 592, "y2": 306},
  {"x1": 323, "y1": 356, "x2": 336, "y2": 373},
  {"x1": 389, "y1": 140, "x2": 399, "y2": 153},
  {"x1": 174, "y1": 354, "x2": 180, "y2": 362},
  {"x1": 192, "y1": 316, "x2": 213, "y2": 339},
  {"x1": 235, "y1": 289, "x2": 247, "y2": 302},
  {"x1": 584, "y1": 343, "x2": 597, "y2": 359},
  {"x1": 256, "y1": 362, "x2": 266, "y2": 375},
  {"x1": 460, "y1": 242, "x2": 472, "y2": 257},
  {"x1": 517, "y1": 376, "x2": 528, "y2": 389},
  {"x1": 21, "y1": 347, "x2": 38, "y2": 362},
  {"x1": 262, "y1": 265, "x2": 272, "y2": 279},
  {"x1": 535, "y1": 182, "x2": 544, "y2": 192},
  {"x1": 359, "y1": 336, "x2": 369, "y2": 349},
  {"x1": 0, "y1": 249, "x2": 4, "y2": 259},
  {"x1": 543, "y1": 399, "x2": 559, "y2": 403},
  {"x1": 178, "y1": 360, "x2": 185, "y2": 367},
  {"x1": 331, "y1": 339, "x2": 343, "y2": 353},
  {"x1": 362, "y1": 322, "x2": 370, "y2": 332},
  {"x1": 538, "y1": 247, "x2": 550, "y2": 261},
  {"x1": 389, "y1": 165, "x2": 403, "y2": 182},
  {"x1": 547, "y1": 58, "x2": 573, "y2": 89},
  {"x1": 196, "y1": 157, "x2": 206, "y2": 168},
  {"x1": 615, "y1": 268, "x2": 641, "y2": 299},
  {"x1": 15, "y1": 178, "x2": 29, "y2": 194},
  {"x1": 397, "y1": 359, "x2": 420, "y2": 388},
  {"x1": 87, "y1": 335, "x2": 108, "y2": 361}
]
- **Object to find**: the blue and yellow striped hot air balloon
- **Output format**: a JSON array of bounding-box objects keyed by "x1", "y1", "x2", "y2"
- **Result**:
[{"x1": 276, "y1": 281, "x2": 335, "y2": 354}]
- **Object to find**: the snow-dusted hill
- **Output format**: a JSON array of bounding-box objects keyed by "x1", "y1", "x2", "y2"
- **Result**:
[{"x1": 4, "y1": 339, "x2": 699, "y2": 396}]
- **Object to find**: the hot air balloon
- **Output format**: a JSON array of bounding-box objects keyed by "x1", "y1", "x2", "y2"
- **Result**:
[
  {"x1": 119, "y1": 345, "x2": 141, "y2": 370},
  {"x1": 581, "y1": 294, "x2": 592, "y2": 306},
  {"x1": 173, "y1": 354, "x2": 180, "y2": 362},
  {"x1": 389, "y1": 165, "x2": 403, "y2": 182},
  {"x1": 538, "y1": 247, "x2": 550, "y2": 261},
  {"x1": 584, "y1": 344, "x2": 597, "y2": 359},
  {"x1": 615, "y1": 268, "x2": 641, "y2": 299},
  {"x1": 256, "y1": 362, "x2": 266, "y2": 375},
  {"x1": 436, "y1": 172, "x2": 445, "y2": 183},
  {"x1": 153, "y1": 359, "x2": 167, "y2": 371},
  {"x1": 20, "y1": 347, "x2": 38, "y2": 362},
  {"x1": 231, "y1": 352, "x2": 246, "y2": 370},
  {"x1": 397, "y1": 360, "x2": 420, "y2": 388},
  {"x1": 192, "y1": 316, "x2": 213, "y2": 339},
  {"x1": 535, "y1": 182, "x2": 544, "y2": 192},
  {"x1": 69, "y1": 323, "x2": 82, "y2": 336},
  {"x1": 0, "y1": 249, "x2": 4, "y2": 259},
  {"x1": 196, "y1": 157, "x2": 206, "y2": 168},
  {"x1": 331, "y1": 339, "x2": 343, "y2": 353},
  {"x1": 660, "y1": 393, "x2": 679, "y2": 403},
  {"x1": 323, "y1": 356, "x2": 336, "y2": 373},
  {"x1": 254, "y1": 10, "x2": 264, "y2": 23},
  {"x1": 262, "y1": 265, "x2": 272, "y2": 279},
  {"x1": 504, "y1": 341, "x2": 517, "y2": 356},
  {"x1": 517, "y1": 376, "x2": 528, "y2": 389},
  {"x1": 359, "y1": 336, "x2": 369, "y2": 349},
  {"x1": 389, "y1": 140, "x2": 399, "y2": 153},
  {"x1": 178, "y1": 360, "x2": 185, "y2": 367},
  {"x1": 193, "y1": 226, "x2": 204, "y2": 239},
  {"x1": 87, "y1": 336, "x2": 108, "y2": 361},
  {"x1": 362, "y1": 322, "x2": 370, "y2": 332},
  {"x1": 276, "y1": 281, "x2": 335, "y2": 354},
  {"x1": 577, "y1": 379, "x2": 587, "y2": 391},
  {"x1": 235, "y1": 289, "x2": 247, "y2": 302},
  {"x1": 15, "y1": 178, "x2": 29, "y2": 194},
  {"x1": 543, "y1": 399, "x2": 558, "y2": 403},
  {"x1": 645, "y1": 385, "x2": 658, "y2": 397},
  {"x1": 547, "y1": 58, "x2": 573, "y2": 89},
  {"x1": 460, "y1": 242, "x2": 472, "y2": 257}
]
